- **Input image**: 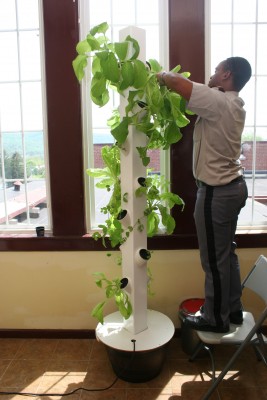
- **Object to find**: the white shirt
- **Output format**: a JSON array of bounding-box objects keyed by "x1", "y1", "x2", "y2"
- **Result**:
[{"x1": 187, "y1": 82, "x2": 245, "y2": 186}]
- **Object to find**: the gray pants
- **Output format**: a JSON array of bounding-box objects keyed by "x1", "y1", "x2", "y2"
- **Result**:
[{"x1": 194, "y1": 178, "x2": 248, "y2": 327}]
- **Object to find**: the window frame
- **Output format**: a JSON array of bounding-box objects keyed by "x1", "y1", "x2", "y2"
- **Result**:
[{"x1": 0, "y1": 0, "x2": 266, "y2": 251}]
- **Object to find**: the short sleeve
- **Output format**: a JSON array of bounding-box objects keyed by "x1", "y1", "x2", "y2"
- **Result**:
[{"x1": 187, "y1": 82, "x2": 225, "y2": 121}]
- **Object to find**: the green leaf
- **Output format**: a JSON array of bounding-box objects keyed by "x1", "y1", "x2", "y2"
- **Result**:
[
  {"x1": 91, "y1": 89, "x2": 109, "y2": 107},
  {"x1": 171, "y1": 64, "x2": 182, "y2": 73},
  {"x1": 90, "y1": 72, "x2": 107, "y2": 98},
  {"x1": 107, "y1": 109, "x2": 120, "y2": 129},
  {"x1": 151, "y1": 89, "x2": 163, "y2": 108},
  {"x1": 157, "y1": 205, "x2": 176, "y2": 234},
  {"x1": 92, "y1": 57, "x2": 101, "y2": 75},
  {"x1": 100, "y1": 52, "x2": 120, "y2": 82},
  {"x1": 120, "y1": 61, "x2": 135, "y2": 90},
  {"x1": 176, "y1": 112, "x2": 190, "y2": 128},
  {"x1": 76, "y1": 39, "x2": 91, "y2": 55},
  {"x1": 90, "y1": 22, "x2": 109, "y2": 36},
  {"x1": 136, "y1": 147, "x2": 150, "y2": 167},
  {"x1": 147, "y1": 212, "x2": 160, "y2": 237},
  {"x1": 115, "y1": 292, "x2": 132, "y2": 319},
  {"x1": 101, "y1": 145, "x2": 120, "y2": 177},
  {"x1": 86, "y1": 168, "x2": 110, "y2": 178},
  {"x1": 181, "y1": 71, "x2": 191, "y2": 78},
  {"x1": 125, "y1": 35, "x2": 140, "y2": 60},
  {"x1": 164, "y1": 122, "x2": 182, "y2": 144},
  {"x1": 133, "y1": 60, "x2": 147, "y2": 88},
  {"x1": 135, "y1": 186, "x2": 147, "y2": 197},
  {"x1": 90, "y1": 72, "x2": 109, "y2": 106},
  {"x1": 106, "y1": 285, "x2": 116, "y2": 298},
  {"x1": 86, "y1": 34, "x2": 101, "y2": 51},
  {"x1": 114, "y1": 41, "x2": 129, "y2": 61},
  {"x1": 165, "y1": 214, "x2": 176, "y2": 234},
  {"x1": 111, "y1": 117, "x2": 129, "y2": 145},
  {"x1": 91, "y1": 301, "x2": 106, "y2": 324},
  {"x1": 72, "y1": 54, "x2": 88, "y2": 82},
  {"x1": 147, "y1": 59, "x2": 162, "y2": 72},
  {"x1": 95, "y1": 50, "x2": 108, "y2": 61},
  {"x1": 92, "y1": 232, "x2": 102, "y2": 241},
  {"x1": 161, "y1": 192, "x2": 185, "y2": 209},
  {"x1": 95, "y1": 178, "x2": 115, "y2": 189}
]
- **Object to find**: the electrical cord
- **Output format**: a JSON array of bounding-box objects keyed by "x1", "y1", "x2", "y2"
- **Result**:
[{"x1": 0, "y1": 339, "x2": 137, "y2": 397}]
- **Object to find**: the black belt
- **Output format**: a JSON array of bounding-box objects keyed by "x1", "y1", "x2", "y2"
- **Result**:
[{"x1": 196, "y1": 176, "x2": 244, "y2": 188}]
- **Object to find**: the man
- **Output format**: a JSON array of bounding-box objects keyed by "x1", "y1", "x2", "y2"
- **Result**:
[{"x1": 157, "y1": 57, "x2": 252, "y2": 333}]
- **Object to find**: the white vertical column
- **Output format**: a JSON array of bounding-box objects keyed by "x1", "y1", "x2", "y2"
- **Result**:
[{"x1": 119, "y1": 27, "x2": 148, "y2": 335}]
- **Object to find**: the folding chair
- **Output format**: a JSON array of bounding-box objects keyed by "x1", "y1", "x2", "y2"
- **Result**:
[{"x1": 189, "y1": 254, "x2": 267, "y2": 400}]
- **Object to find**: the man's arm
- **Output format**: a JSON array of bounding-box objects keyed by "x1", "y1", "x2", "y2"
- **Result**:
[{"x1": 157, "y1": 72, "x2": 193, "y2": 101}]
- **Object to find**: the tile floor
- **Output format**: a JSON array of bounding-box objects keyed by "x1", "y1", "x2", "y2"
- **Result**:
[{"x1": 0, "y1": 337, "x2": 266, "y2": 400}]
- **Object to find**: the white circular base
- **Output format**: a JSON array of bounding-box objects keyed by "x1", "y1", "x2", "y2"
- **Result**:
[{"x1": 95, "y1": 309, "x2": 175, "y2": 352}]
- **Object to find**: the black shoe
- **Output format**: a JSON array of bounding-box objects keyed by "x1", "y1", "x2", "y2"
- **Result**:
[
  {"x1": 184, "y1": 315, "x2": 229, "y2": 333},
  {"x1": 229, "y1": 310, "x2": 243, "y2": 325},
  {"x1": 199, "y1": 306, "x2": 243, "y2": 325}
]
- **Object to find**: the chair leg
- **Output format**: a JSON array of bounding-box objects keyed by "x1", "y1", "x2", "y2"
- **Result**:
[
  {"x1": 252, "y1": 343, "x2": 263, "y2": 361},
  {"x1": 205, "y1": 346, "x2": 216, "y2": 382},
  {"x1": 189, "y1": 343, "x2": 217, "y2": 384},
  {"x1": 255, "y1": 333, "x2": 267, "y2": 366}
]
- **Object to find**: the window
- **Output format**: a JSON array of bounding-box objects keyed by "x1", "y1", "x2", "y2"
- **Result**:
[
  {"x1": 0, "y1": 0, "x2": 51, "y2": 231},
  {"x1": 207, "y1": 0, "x2": 267, "y2": 231}
]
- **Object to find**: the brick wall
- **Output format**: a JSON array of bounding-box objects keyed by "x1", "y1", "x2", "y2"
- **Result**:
[{"x1": 241, "y1": 141, "x2": 267, "y2": 172}]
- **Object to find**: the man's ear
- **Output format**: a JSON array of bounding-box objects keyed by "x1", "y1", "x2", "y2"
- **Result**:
[{"x1": 222, "y1": 70, "x2": 231, "y2": 80}]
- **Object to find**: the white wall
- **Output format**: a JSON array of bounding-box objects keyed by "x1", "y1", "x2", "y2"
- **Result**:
[{"x1": 0, "y1": 248, "x2": 266, "y2": 330}]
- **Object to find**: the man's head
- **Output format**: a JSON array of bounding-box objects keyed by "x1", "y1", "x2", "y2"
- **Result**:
[{"x1": 208, "y1": 57, "x2": 252, "y2": 92}]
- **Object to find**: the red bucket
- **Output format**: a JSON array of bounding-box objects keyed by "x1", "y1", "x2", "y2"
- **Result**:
[
  {"x1": 179, "y1": 298, "x2": 204, "y2": 355},
  {"x1": 179, "y1": 298, "x2": 204, "y2": 320}
]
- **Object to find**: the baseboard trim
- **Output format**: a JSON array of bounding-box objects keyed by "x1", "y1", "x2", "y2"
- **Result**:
[
  {"x1": 0, "y1": 327, "x2": 265, "y2": 339},
  {"x1": 0, "y1": 329, "x2": 96, "y2": 339},
  {"x1": 0, "y1": 328, "x2": 181, "y2": 339}
]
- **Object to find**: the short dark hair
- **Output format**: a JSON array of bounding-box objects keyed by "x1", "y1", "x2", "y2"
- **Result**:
[{"x1": 224, "y1": 57, "x2": 252, "y2": 91}]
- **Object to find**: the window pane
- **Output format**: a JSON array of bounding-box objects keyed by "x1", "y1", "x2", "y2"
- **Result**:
[
  {"x1": 256, "y1": 77, "x2": 267, "y2": 126},
  {"x1": 240, "y1": 77, "x2": 255, "y2": 126},
  {"x1": 17, "y1": 0, "x2": 39, "y2": 29},
  {"x1": 233, "y1": 24, "x2": 255, "y2": 67},
  {"x1": 210, "y1": 25, "x2": 232, "y2": 72},
  {"x1": 210, "y1": 0, "x2": 232, "y2": 23},
  {"x1": 144, "y1": 25, "x2": 160, "y2": 61},
  {"x1": 112, "y1": 0, "x2": 135, "y2": 25},
  {"x1": 257, "y1": 25, "x2": 267, "y2": 75},
  {"x1": 19, "y1": 31, "x2": 41, "y2": 80},
  {"x1": 0, "y1": 0, "x2": 16, "y2": 30},
  {"x1": 233, "y1": 0, "x2": 256, "y2": 23},
  {"x1": 0, "y1": 32, "x2": 19, "y2": 81},
  {"x1": 258, "y1": 0, "x2": 267, "y2": 23},
  {"x1": 89, "y1": 0, "x2": 111, "y2": 25},
  {"x1": 21, "y1": 82, "x2": 43, "y2": 130},
  {"x1": 136, "y1": 0, "x2": 159, "y2": 24},
  {"x1": 0, "y1": 83, "x2": 21, "y2": 131}
]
